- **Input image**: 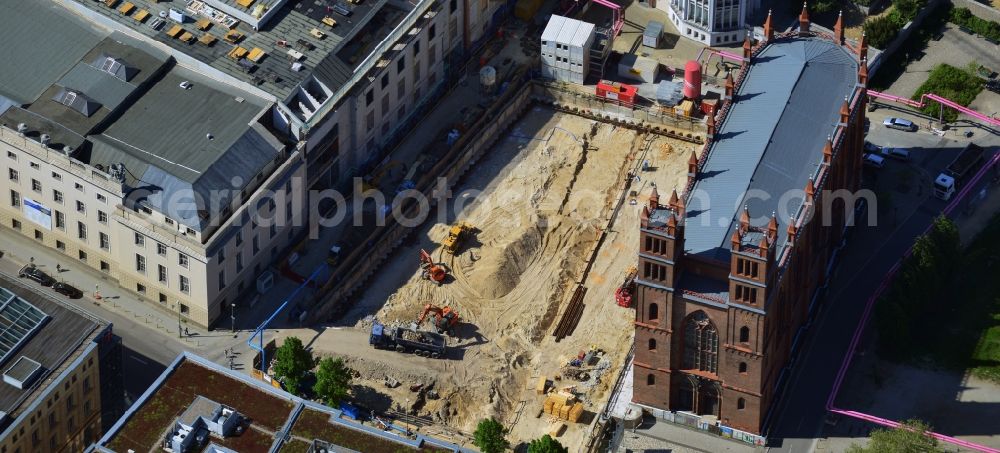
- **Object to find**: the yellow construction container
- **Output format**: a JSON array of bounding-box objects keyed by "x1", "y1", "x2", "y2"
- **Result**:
[
  {"x1": 549, "y1": 423, "x2": 566, "y2": 437},
  {"x1": 674, "y1": 100, "x2": 695, "y2": 117},
  {"x1": 568, "y1": 403, "x2": 584, "y2": 422}
]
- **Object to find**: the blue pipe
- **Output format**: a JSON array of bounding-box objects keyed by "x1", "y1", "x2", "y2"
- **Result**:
[{"x1": 248, "y1": 262, "x2": 328, "y2": 371}]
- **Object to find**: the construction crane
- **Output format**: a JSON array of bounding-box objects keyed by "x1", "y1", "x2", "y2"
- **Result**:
[
  {"x1": 417, "y1": 303, "x2": 460, "y2": 334},
  {"x1": 419, "y1": 249, "x2": 447, "y2": 284},
  {"x1": 615, "y1": 265, "x2": 637, "y2": 307},
  {"x1": 442, "y1": 222, "x2": 475, "y2": 255}
]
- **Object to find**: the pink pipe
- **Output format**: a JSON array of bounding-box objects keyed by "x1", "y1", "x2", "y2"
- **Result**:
[
  {"x1": 825, "y1": 151, "x2": 1000, "y2": 453},
  {"x1": 591, "y1": 0, "x2": 623, "y2": 36},
  {"x1": 867, "y1": 90, "x2": 1000, "y2": 126}
]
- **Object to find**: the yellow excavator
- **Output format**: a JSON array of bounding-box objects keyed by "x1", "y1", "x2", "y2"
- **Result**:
[{"x1": 442, "y1": 222, "x2": 475, "y2": 254}]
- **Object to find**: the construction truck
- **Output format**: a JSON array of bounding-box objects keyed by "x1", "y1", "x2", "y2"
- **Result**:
[
  {"x1": 934, "y1": 143, "x2": 987, "y2": 200},
  {"x1": 419, "y1": 249, "x2": 447, "y2": 284},
  {"x1": 369, "y1": 321, "x2": 447, "y2": 358},
  {"x1": 442, "y1": 222, "x2": 475, "y2": 254},
  {"x1": 614, "y1": 266, "x2": 637, "y2": 307},
  {"x1": 417, "y1": 304, "x2": 460, "y2": 335}
]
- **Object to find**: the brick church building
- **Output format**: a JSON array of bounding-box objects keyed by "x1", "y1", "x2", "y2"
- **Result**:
[{"x1": 631, "y1": 8, "x2": 867, "y2": 435}]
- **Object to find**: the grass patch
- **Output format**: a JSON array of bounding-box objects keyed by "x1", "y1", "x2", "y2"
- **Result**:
[
  {"x1": 949, "y1": 7, "x2": 1000, "y2": 42},
  {"x1": 106, "y1": 361, "x2": 294, "y2": 451},
  {"x1": 291, "y1": 409, "x2": 451, "y2": 453},
  {"x1": 869, "y1": 2, "x2": 951, "y2": 90},
  {"x1": 911, "y1": 64, "x2": 985, "y2": 123}
]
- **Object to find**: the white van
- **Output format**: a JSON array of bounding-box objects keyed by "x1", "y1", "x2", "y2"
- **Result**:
[
  {"x1": 881, "y1": 147, "x2": 911, "y2": 161},
  {"x1": 864, "y1": 153, "x2": 885, "y2": 168}
]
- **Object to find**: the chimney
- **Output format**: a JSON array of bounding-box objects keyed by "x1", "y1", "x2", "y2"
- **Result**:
[
  {"x1": 858, "y1": 32, "x2": 868, "y2": 61},
  {"x1": 858, "y1": 57, "x2": 869, "y2": 85},
  {"x1": 649, "y1": 186, "x2": 660, "y2": 211},
  {"x1": 758, "y1": 235, "x2": 770, "y2": 258},
  {"x1": 767, "y1": 211, "x2": 778, "y2": 238},
  {"x1": 666, "y1": 213, "x2": 678, "y2": 236},
  {"x1": 763, "y1": 9, "x2": 774, "y2": 41},
  {"x1": 742, "y1": 35, "x2": 753, "y2": 60},
  {"x1": 840, "y1": 97, "x2": 851, "y2": 124},
  {"x1": 724, "y1": 72, "x2": 735, "y2": 100},
  {"x1": 731, "y1": 229, "x2": 742, "y2": 250},
  {"x1": 669, "y1": 188, "x2": 680, "y2": 208},
  {"x1": 834, "y1": 10, "x2": 844, "y2": 44},
  {"x1": 799, "y1": 2, "x2": 810, "y2": 35},
  {"x1": 804, "y1": 178, "x2": 815, "y2": 202},
  {"x1": 706, "y1": 113, "x2": 716, "y2": 140},
  {"x1": 823, "y1": 136, "x2": 833, "y2": 164},
  {"x1": 739, "y1": 205, "x2": 750, "y2": 233}
]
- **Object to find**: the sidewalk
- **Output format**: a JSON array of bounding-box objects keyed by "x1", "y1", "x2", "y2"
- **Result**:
[
  {"x1": 616, "y1": 417, "x2": 761, "y2": 453},
  {"x1": 0, "y1": 226, "x2": 254, "y2": 367}
]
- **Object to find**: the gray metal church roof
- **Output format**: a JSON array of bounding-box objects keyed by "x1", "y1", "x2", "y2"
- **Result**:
[{"x1": 684, "y1": 37, "x2": 859, "y2": 262}]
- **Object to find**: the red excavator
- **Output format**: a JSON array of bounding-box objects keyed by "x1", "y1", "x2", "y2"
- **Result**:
[
  {"x1": 420, "y1": 249, "x2": 446, "y2": 285},
  {"x1": 417, "y1": 304, "x2": 460, "y2": 334},
  {"x1": 615, "y1": 266, "x2": 637, "y2": 307}
]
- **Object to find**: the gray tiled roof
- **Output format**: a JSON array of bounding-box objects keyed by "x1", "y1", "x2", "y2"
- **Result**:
[
  {"x1": 684, "y1": 37, "x2": 859, "y2": 262},
  {"x1": 0, "y1": 0, "x2": 108, "y2": 104}
]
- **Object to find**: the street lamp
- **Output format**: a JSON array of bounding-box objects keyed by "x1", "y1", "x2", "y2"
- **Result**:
[
  {"x1": 231, "y1": 303, "x2": 236, "y2": 334},
  {"x1": 173, "y1": 303, "x2": 181, "y2": 338}
]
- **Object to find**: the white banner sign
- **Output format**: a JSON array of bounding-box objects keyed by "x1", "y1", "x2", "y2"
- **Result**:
[{"x1": 23, "y1": 197, "x2": 52, "y2": 230}]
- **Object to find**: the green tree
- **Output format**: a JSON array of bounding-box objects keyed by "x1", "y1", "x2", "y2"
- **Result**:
[
  {"x1": 846, "y1": 419, "x2": 943, "y2": 452},
  {"x1": 528, "y1": 435, "x2": 568, "y2": 453},
  {"x1": 473, "y1": 418, "x2": 509, "y2": 453},
  {"x1": 313, "y1": 357, "x2": 352, "y2": 406},
  {"x1": 272, "y1": 336, "x2": 314, "y2": 395},
  {"x1": 863, "y1": 15, "x2": 902, "y2": 48}
]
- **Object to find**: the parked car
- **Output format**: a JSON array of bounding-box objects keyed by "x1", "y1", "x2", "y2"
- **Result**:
[
  {"x1": 863, "y1": 153, "x2": 885, "y2": 169},
  {"x1": 883, "y1": 117, "x2": 917, "y2": 131},
  {"x1": 18, "y1": 266, "x2": 55, "y2": 286},
  {"x1": 53, "y1": 282, "x2": 83, "y2": 299},
  {"x1": 863, "y1": 141, "x2": 881, "y2": 154},
  {"x1": 881, "y1": 147, "x2": 911, "y2": 161}
]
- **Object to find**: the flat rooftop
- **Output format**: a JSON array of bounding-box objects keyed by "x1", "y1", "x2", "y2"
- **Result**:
[
  {"x1": 65, "y1": 0, "x2": 411, "y2": 100},
  {"x1": 97, "y1": 353, "x2": 469, "y2": 452},
  {"x1": 0, "y1": 272, "x2": 104, "y2": 432},
  {"x1": 0, "y1": 0, "x2": 284, "y2": 233},
  {"x1": 684, "y1": 37, "x2": 859, "y2": 262}
]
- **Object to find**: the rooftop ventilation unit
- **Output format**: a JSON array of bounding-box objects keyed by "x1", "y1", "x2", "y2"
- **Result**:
[
  {"x1": 180, "y1": 81, "x2": 192, "y2": 90},
  {"x1": 3, "y1": 356, "x2": 42, "y2": 389},
  {"x1": 39, "y1": 134, "x2": 50, "y2": 146},
  {"x1": 16, "y1": 123, "x2": 27, "y2": 136},
  {"x1": 63, "y1": 145, "x2": 74, "y2": 155}
]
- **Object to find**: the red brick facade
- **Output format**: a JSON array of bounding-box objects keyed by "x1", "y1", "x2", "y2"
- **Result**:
[{"x1": 630, "y1": 24, "x2": 867, "y2": 435}]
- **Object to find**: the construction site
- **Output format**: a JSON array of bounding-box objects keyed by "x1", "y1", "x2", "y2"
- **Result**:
[{"x1": 273, "y1": 102, "x2": 698, "y2": 448}]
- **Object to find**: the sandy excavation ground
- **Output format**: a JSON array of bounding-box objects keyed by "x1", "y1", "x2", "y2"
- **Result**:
[{"x1": 273, "y1": 107, "x2": 694, "y2": 449}]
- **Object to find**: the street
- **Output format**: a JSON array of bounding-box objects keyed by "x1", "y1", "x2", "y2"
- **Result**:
[{"x1": 766, "y1": 107, "x2": 1000, "y2": 452}]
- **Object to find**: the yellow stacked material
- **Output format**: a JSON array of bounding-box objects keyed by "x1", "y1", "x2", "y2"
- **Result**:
[
  {"x1": 549, "y1": 423, "x2": 566, "y2": 437},
  {"x1": 568, "y1": 403, "x2": 584, "y2": 422},
  {"x1": 543, "y1": 397, "x2": 556, "y2": 415},
  {"x1": 536, "y1": 376, "x2": 547, "y2": 395},
  {"x1": 551, "y1": 392, "x2": 574, "y2": 406},
  {"x1": 558, "y1": 404, "x2": 571, "y2": 419}
]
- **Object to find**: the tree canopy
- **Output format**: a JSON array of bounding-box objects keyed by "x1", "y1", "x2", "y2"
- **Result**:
[
  {"x1": 313, "y1": 357, "x2": 352, "y2": 406},
  {"x1": 272, "y1": 336, "x2": 314, "y2": 395},
  {"x1": 473, "y1": 418, "x2": 509, "y2": 453},
  {"x1": 528, "y1": 435, "x2": 568, "y2": 453}
]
